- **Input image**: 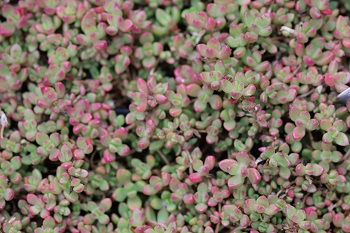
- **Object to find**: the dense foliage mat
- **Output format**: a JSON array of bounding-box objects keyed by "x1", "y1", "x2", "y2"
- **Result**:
[{"x1": 2, "y1": 0, "x2": 350, "y2": 232}]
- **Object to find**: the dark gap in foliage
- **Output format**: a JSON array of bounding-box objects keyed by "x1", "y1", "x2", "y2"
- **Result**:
[
  {"x1": 212, "y1": 90, "x2": 222, "y2": 96},
  {"x1": 202, "y1": 142, "x2": 215, "y2": 156},
  {"x1": 6, "y1": 0, "x2": 19, "y2": 5},
  {"x1": 324, "y1": 86, "x2": 333, "y2": 96},
  {"x1": 110, "y1": 199, "x2": 119, "y2": 215},
  {"x1": 251, "y1": 137, "x2": 262, "y2": 158},
  {"x1": 31, "y1": 215, "x2": 44, "y2": 226},
  {"x1": 201, "y1": 142, "x2": 221, "y2": 175},
  {"x1": 137, "y1": 192, "x2": 149, "y2": 208},
  {"x1": 36, "y1": 114, "x2": 51, "y2": 127},
  {"x1": 67, "y1": 124, "x2": 76, "y2": 142},
  {"x1": 55, "y1": 23, "x2": 64, "y2": 38},
  {"x1": 153, "y1": 151, "x2": 175, "y2": 167},
  {"x1": 262, "y1": 53, "x2": 278, "y2": 63},
  {"x1": 85, "y1": 149, "x2": 102, "y2": 170},
  {"x1": 163, "y1": 42, "x2": 171, "y2": 53},
  {"x1": 158, "y1": 61, "x2": 175, "y2": 78},
  {"x1": 280, "y1": 114, "x2": 292, "y2": 128},
  {"x1": 177, "y1": 20, "x2": 188, "y2": 33},
  {"x1": 308, "y1": 110, "x2": 316, "y2": 120},
  {"x1": 19, "y1": 77, "x2": 30, "y2": 92},
  {"x1": 18, "y1": 81, "x2": 30, "y2": 103},
  {"x1": 111, "y1": 78, "x2": 130, "y2": 112},
  {"x1": 338, "y1": 1, "x2": 350, "y2": 15},
  {"x1": 114, "y1": 108, "x2": 130, "y2": 115},
  {"x1": 194, "y1": 133, "x2": 228, "y2": 176},
  {"x1": 125, "y1": 148, "x2": 149, "y2": 165},
  {"x1": 42, "y1": 160, "x2": 61, "y2": 176},
  {"x1": 3, "y1": 199, "x2": 18, "y2": 214},
  {"x1": 82, "y1": 64, "x2": 98, "y2": 80},
  {"x1": 311, "y1": 130, "x2": 323, "y2": 142},
  {"x1": 129, "y1": 63, "x2": 139, "y2": 81},
  {"x1": 275, "y1": 120, "x2": 287, "y2": 142},
  {"x1": 178, "y1": 57, "x2": 189, "y2": 66},
  {"x1": 38, "y1": 50, "x2": 49, "y2": 67},
  {"x1": 183, "y1": 0, "x2": 191, "y2": 8},
  {"x1": 0, "y1": 15, "x2": 6, "y2": 22},
  {"x1": 78, "y1": 208, "x2": 88, "y2": 217},
  {"x1": 223, "y1": 227, "x2": 235, "y2": 233},
  {"x1": 334, "y1": 142, "x2": 348, "y2": 155},
  {"x1": 340, "y1": 55, "x2": 350, "y2": 70}
]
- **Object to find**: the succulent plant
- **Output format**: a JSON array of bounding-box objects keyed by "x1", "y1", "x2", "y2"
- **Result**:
[{"x1": 2, "y1": 0, "x2": 350, "y2": 232}]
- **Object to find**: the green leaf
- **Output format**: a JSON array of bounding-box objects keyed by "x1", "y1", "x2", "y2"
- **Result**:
[
  {"x1": 220, "y1": 79, "x2": 234, "y2": 94},
  {"x1": 156, "y1": 9, "x2": 171, "y2": 27},
  {"x1": 227, "y1": 175, "x2": 244, "y2": 189},
  {"x1": 127, "y1": 195, "x2": 142, "y2": 210},
  {"x1": 334, "y1": 132, "x2": 349, "y2": 146}
]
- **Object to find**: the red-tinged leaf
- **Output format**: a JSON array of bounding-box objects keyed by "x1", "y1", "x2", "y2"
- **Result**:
[
  {"x1": 299, "y1": 111, "x2": 311, "y2": 124},
  {"x1": 215, "y1": 60, "x2": 225, "y2": 73},
  {"x1": 333, "y1": 213, "x2": 345, "y2": 227},
  {"x1": 218, "y1": 159, "x2": 236, "y2": 173},
  {"x1": 0, "y1": 22, "x2": 15, "y2": 37},
  {"x1": 320, "y1": 9, "x2": 332, "y2": 15},
  {"x1": 117, "y1": 144, "x2": 130, "y2": 156},
  {"x1": 142, "y1": 184, "x2": 157, "y2": 196},
  {"x1": 85, "y1": 138, "x2": 92, "y2": 145},
  {"x1": 292, "y1": 126, "x2": 305, "y2": 140},
  {"x1": 343, "y1": 38, "x2": 350, "y2": 49},
  {"x1": 247, "y1": 168, "x2": 261, "y2": 184},
  {"x1": 98, "y1": 214, "x2": 110, "y2": 224},
  {"x1": 204, "y1": 156, "x2": 215, "y2": 170},
  {"x1": 115, "y1": 55, "x2": 130, "y2": 74},
  {"x1": 207, "y1": 38, "x2": 220, "y2": 51},
  {"x1": 322, "y1": 132, "x2": 333, "y2": 143},
  {"x1": 289, "y1": 106, "x2": 301, "y2": 122},
  {"x1": 279, "y1": 167, "x2": 291, "y2": 179},
  {"x1": 320, "y1": 119, "x2": 332, "y2": 131},
  {"x1": 243, "y1": 84, "x2": 256, "y2": 96},
  {"x1": 306, "y1": 119, "x2": 319, "y2": 131},
  {"x1": 189, "y1": 173, "x2": 202, "y2": 183},
  {"x1": 303, "y1": 56, "x2": 315, "y2": 66},
  {"x1": 99, "y1": 198, "x2": 112, "y2": 212},
  {"x1": 185, "y1": 12, "x2": 206, "y2": 29},
  {"x1": 224, "y1": 121, "x2": 236, "y2": 131},
  {"x1": 186, "y1": 84, "x2": 201, "y2": 97},
  {"x1": 315, "y1": 51, "x2": 335, "y2": 66},
  {"x1": 55, "y1": 82, "x2": 65, "y2": 98},
  {"x1": 220, "y1": 79, "x2": 234, "y2": 94},
  {"x1": 119, "y1": 19, "x2": 133, "y2": 32},
  {"x1": 195, "y1": 203, "x2": 208, "y2": 213},
  {"x1": 342, "y1": 222, "x2": 350, "y2": 233},
  {"x1": 27, "y1": 193, "x2": 38, "y2": 205},
  {"x1": 334, "y1": 132, "x2": 349, "y2": 146},
  {"x1": 325, "y1": 73, "x2": 334, "y2": 86},
  {"x1": 333, "y1": 120, "x2": 344, "y2": 131},
  {"x1": 196, "y1": 44, "x2": 208, "y2": 57},
  {"x1": 265, "y1": 204, "x2": 280, "y2": 216},
  {"x1": 227, "y1": 175, "x2": 244, "y2": 189},
  {"x1": 218, "y1": 45, "x2": 231, "y2": 59},
  {"x1": 199, "y1": 71, "x2": 214, "y2": 84},
  {"x1": 236, "y1": 151, "x2": 250, "y2": 166},
  {"x1": 256, "y1": 196, "x2": 269, "y2": 207},
  {"x1": 312, "y1": 164, "x2": 324, "y2": 176},
  {"x1": 142, "y1": 56, "x2": 156, "y2": 69},
  {"x1": 4, "y1": 189, "x2": 14, "y2": 201},
  {"x1": 36, "y1": 132, "x2": 49, "y2": 145}
]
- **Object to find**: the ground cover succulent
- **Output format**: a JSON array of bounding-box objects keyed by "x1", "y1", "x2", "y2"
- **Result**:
[{"x1": 2, "y1": 0, "x2": 350, "y2": 232}]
